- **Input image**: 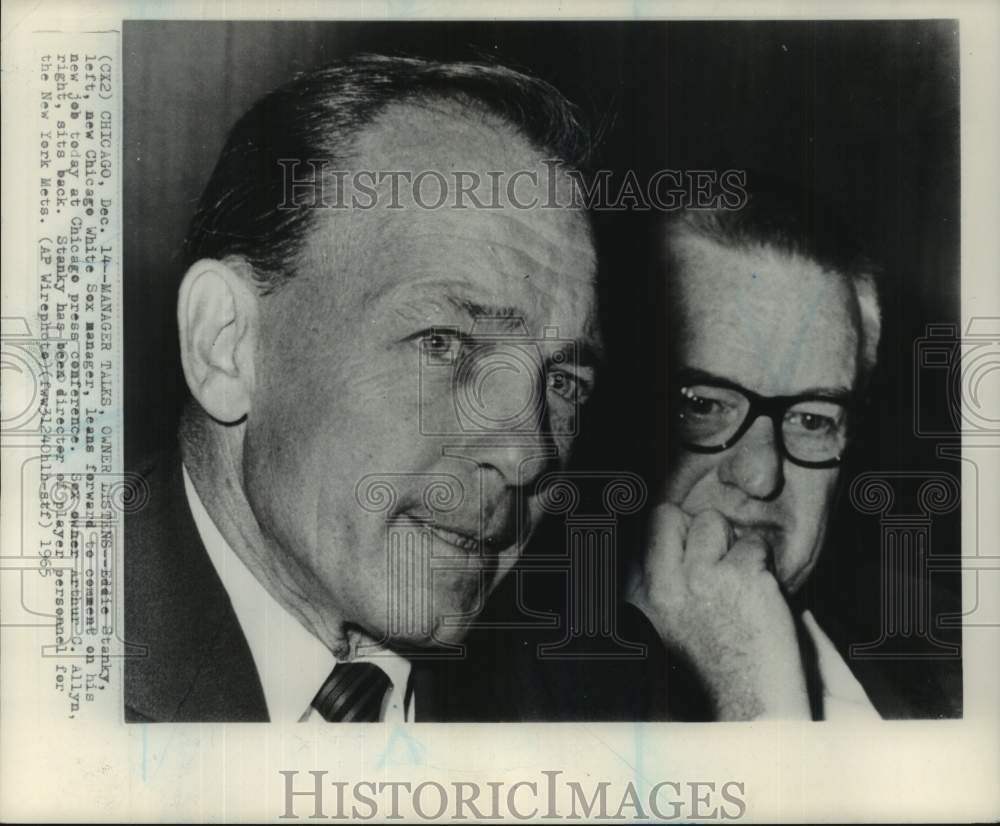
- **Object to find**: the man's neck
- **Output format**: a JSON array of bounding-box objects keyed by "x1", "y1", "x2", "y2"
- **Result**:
[{"x1": 179, "y1": 410, "x2": 358, "y2": 658}]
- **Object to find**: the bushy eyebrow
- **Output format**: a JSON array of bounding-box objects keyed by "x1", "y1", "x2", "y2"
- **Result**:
[
  {"x1": 445, "y1": 297, "x2": 603, "y2": 369},
  {"x1": 445, "y1": 295, "x2": 525, "y2": 327},
  {"x1": 379, "y1": 280, "x2": 604, "y2": 366},
  {"x1": 372, "y1": 282, "x2": 521, "y2": 323}
]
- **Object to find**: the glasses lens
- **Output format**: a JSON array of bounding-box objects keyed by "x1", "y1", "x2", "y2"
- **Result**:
[
  {"x1": 675, "y1": 384, "x2": 750, "y2": 447},
  {"x1": 782, "y1": 400, "x2": 849, "y2": 463}
]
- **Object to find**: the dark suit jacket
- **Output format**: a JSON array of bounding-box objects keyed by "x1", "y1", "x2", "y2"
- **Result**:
[
  {"x1": 124, "y1": 453, "x2": 470, "y2": 723},
  {"x1": 125, "y1": 454, "x2": 269, "y2": 721}
]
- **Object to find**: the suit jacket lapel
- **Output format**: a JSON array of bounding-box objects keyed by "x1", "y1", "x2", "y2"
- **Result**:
[{"x1": 125, "y1": 452, "x2": 268, "y2": 722}]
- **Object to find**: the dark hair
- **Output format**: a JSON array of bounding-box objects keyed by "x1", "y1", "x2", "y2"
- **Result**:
[
  {"x1": 664, "y1": 181, "x2": 883, "y2": 382},
  {"x1": 183, "y1": 54, "x2": 591, "y2": 292}
]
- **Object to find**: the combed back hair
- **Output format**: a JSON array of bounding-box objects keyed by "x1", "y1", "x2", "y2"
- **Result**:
[
  {"x1": 183, "y1": 54, "x2": 592, "y2": 293},
  {"x1": 663, "y1": 183, "x2": 882, "y2": 387}
]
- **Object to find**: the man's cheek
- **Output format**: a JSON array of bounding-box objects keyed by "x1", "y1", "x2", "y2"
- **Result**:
[
  {"x1": 791, "y1": 468, "x2": 840, "y2": 543},
  {"x1": 665, "y1": 455, "x2": 714, "y2": 505},
  {"x1": 775, "y1": 499, "x2": 828, "y2": 590}
]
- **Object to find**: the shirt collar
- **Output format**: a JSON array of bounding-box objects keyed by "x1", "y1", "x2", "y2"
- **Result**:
[
  {"x1": 801, "y1": 610, "x2": 880, "y2": 720},
  {"x1": 182, "y1": 466, "x2": 415, "y2": 721},
  {"x1": 183, "y1": 465, "x2": 337, "y2": 720},
  {"x1": 181, "y1": 465, "x2": 415, "y2": 721}
]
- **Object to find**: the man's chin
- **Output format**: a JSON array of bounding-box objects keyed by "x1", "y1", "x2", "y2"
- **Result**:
[
  {"x1": 373, "y1": 612, "x2": 477, "y2": 656},
  {"x1": 361, "y1": 577, "x2": 485, "y2": 652},
  {"x1": 361, "y1": 527, "x2": 522, "y2": 652}
]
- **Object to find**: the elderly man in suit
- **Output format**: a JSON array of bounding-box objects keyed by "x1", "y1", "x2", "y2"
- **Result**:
[
  {"x1": 627, "y1": 191, "x2": 885, "y2": 720},
  {"x1": 124, "y1": 55, "x2": 602, "y2": 722}
]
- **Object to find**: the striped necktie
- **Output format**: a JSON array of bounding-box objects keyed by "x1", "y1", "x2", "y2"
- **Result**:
[{"x1": 310, "y1": 662, "x2": 392, "y2": 722}]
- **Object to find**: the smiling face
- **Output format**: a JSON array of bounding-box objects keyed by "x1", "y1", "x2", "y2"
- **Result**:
[
  {"x1": 664, "y1": 231, "x2": 863, "y2": 592},
  {"x1": 242, "y1": 102, "x2": 599, "y2": 649}
]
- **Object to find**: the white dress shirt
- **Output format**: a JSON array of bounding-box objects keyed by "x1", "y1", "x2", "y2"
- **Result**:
[
  {"x1": 801, "y1": 609, "x2": 881, "y2": 720},
  {"x1": 182, "y1": 466, "x2": 413, "y2": 722}
]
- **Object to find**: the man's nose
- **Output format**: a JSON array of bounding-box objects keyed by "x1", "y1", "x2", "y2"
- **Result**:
[
  {"x1": 717, "y1": 415, "x2": 784, "y2": 499},
  {"x1": 457, "y1": 357, "x2": 554, "y2": 487}
]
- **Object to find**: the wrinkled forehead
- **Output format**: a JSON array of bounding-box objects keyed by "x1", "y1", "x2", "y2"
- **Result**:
[
  {"x1": 667, "y1": 231, "x2": 862, "y2": 393},
  {"x1": 668, "y1": 231, "x2": 854, "y2": 319},
  {"x1": 298, "y1": 102, "x2": 597, "y2": 334}
]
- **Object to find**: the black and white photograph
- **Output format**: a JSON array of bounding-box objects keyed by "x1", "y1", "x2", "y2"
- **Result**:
[
  {"x1": 124, "y1": 19, "x2": 962, "y2": 724},
  {"x1": 1, "y1": 3, "x2": 998, "y2": 823}
]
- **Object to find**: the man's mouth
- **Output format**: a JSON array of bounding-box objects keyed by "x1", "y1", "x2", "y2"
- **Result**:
[
  {"x1": 395, "y1": 514, "x2": 520, "y2": 555},
  {"x1": 680, "y1": 504, "x2": 782, "y2": 548},
  {"x1": 426, "y1": 523, "x2": 482, "y2": 552},
  {"x1": 730, "y1": 520, "x2": 781, "y2": 548}
]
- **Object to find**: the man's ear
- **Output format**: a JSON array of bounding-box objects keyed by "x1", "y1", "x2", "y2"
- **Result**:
[{"x1": 177, "y1": 258, "x2": 258, "y2": 424}]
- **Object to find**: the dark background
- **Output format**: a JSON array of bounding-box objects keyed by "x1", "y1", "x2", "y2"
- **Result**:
[{"x1": 124, "y1": 20, "x2": 962, "y2": 717}]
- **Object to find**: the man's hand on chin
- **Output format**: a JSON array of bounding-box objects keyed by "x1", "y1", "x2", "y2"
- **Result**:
[{"x1": 626, "y1": 502, "x2": 811, "y2": 721}]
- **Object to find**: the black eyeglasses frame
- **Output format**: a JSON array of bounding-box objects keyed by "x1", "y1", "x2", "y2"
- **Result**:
[{"x1": 672, "y1": 373, "x2": 855, "y2": 470}]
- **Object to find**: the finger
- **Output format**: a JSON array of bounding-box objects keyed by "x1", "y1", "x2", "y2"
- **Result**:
[
  {"x1": 723, "y1": 535, "x2": 771, "y2": 574},
  {"x1": 644, "y1": 501, "x2": 690, "y2": 574},
  {"x1": 684, "y1": 509, "x2": 734, "y2": 570}
]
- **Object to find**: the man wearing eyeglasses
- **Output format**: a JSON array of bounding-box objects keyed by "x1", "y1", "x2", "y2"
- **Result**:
[{"x1": 627, "y1": 191, "x2": 883, "y2": 720}]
